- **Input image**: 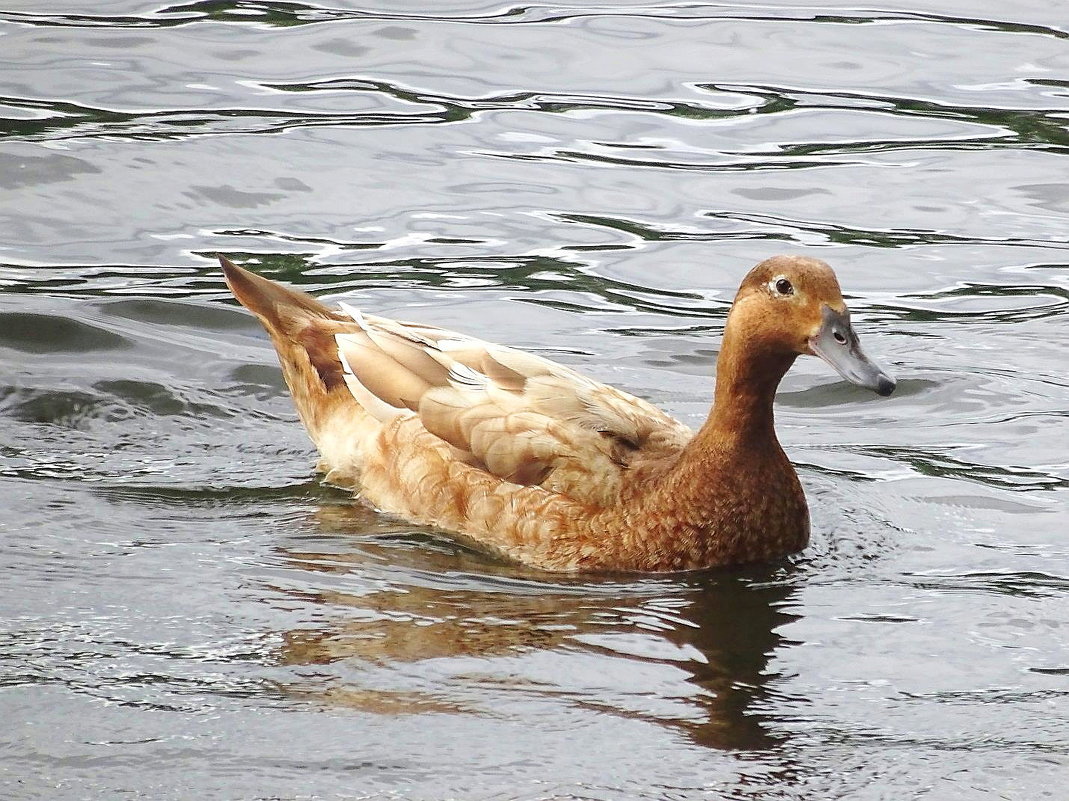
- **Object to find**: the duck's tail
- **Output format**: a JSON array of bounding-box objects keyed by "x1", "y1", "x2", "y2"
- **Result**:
[{"x1": 220, "y1": 256, "x2": 355, "y2": 445}]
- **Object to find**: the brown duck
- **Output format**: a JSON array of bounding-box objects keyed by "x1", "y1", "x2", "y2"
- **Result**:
[{"x1": 221, "y1": 254, "x2": 895, "y2": 572}]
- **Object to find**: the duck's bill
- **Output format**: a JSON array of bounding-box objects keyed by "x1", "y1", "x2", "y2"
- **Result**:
[{"x1": 809, "y1": 305, "x2": 896, "y2": 396}]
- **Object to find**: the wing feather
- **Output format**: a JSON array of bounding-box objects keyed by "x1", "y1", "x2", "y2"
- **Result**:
[{"x1": 332, "y1": 307, "x2": 692, "y2": 507}]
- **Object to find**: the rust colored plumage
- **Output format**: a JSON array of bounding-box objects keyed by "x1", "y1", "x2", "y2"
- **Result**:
[{"x1": 221, "y1": 254, "x2": 895, "y2": 572}]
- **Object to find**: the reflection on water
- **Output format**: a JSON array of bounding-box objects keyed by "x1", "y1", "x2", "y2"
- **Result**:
[
  {"x1": 2, "y1": 0, "x2": 1068, "y2": 798},
  {"x1": 274, "y1": 503, "x2": 796, "y2": 751}
]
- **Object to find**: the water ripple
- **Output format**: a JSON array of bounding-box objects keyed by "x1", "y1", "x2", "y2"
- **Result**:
[
  {"x1": 3, "y1": 2, "x2": 1067, "y2": 40},
  {"x1": 4, "y1": 76, "x2": 1064, "y2": 157}
]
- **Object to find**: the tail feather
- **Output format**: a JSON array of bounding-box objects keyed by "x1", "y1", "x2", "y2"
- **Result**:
[
  {"x1": 220, "y1": 256, "x2": 340, "y2": 331},
  {"x1": 220, "y1": 256, "x2": 355, "y2": 441}
]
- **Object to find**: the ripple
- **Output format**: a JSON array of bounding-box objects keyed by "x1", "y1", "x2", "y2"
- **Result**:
[
  {"x1": 4, "y1": 3, "x2": 1068, "y2": 39},
  {"x1": 858, "y1": 444, "x2": 1069, "y2": 492},
  {"x1": 6, "y1": 73, "x2": 1064, "y2": 156},
  {"x1": 895, "y1": 281, "x2": 1069, "y2": 322},
  {"x1": 0, "y1": 95, "x2": 446, "y2": 143},
  {"x1": 0, "y1": 388, "x2": 110, "y2": 427},
  {"x1": 92, "y1": 479, "x2": 339, "y2": 508},
  {"x1": 906, "y1": 569, "x2": 1069, "y2": 599},
  {"x1": 707, "y1": 210, "x2": 1069, "y2": 252},
  {"x1": 0, "y1": 311, "x2": 130, "y2": 352},
  {"x1": 99, "y1": 297, "x2": 255, "y2": 329},
  {"x1": 208, "y1": 249, "x2": 713, "y2": 319}
]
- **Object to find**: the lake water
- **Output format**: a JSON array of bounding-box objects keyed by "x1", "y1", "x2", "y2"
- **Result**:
[{"x1": 1, "y1": 1, "x2": 1067, "y2": 798}]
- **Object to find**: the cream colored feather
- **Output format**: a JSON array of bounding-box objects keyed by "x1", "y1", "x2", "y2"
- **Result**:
[{"x1": 331, "y1": 304, "x2": 692, "y2": 507}]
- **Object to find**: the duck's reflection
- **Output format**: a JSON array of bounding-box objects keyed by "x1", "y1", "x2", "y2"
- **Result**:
[{"x1": 270, "y1": 503, "x2": 800, "y2": 750}]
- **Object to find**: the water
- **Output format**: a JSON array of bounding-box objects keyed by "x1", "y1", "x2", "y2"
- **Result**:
[{"x1": 2, "y1": 1, "x2": 1068, "y2": 798}]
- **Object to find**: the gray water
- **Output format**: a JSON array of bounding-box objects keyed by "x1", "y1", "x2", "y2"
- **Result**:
[{"x1": 2, "y1": 1, "x2": 1068, "y2": 798}]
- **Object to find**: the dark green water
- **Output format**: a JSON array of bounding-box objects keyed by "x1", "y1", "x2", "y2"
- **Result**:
[{"x1": 1, "y1": 1, "x2": 1067, "y2": 798}]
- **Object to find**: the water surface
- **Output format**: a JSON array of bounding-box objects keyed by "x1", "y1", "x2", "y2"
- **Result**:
[{"x1": 1, "y1": 1, "x2": 1068, "y2": 798}]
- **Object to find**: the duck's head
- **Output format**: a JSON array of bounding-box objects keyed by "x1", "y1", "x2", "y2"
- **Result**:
[{"x1": 729, "y1": 255, "x2": 896, "y2": 396}]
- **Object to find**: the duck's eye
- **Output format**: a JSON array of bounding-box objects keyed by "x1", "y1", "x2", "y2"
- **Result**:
[{"x1": 774, "y1": 277, "x2": 794, "y2": 296}]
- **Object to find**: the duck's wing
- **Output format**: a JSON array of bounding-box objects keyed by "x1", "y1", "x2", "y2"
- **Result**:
[{"x1": 334, "y1": 304, "x2": 692, "y2": 507}]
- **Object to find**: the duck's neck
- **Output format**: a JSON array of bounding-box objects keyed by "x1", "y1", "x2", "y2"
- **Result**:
[
  {"x1": 656, "y1": 329, "x2": 798, "y2": 505},
  {"x1": 702, "y1": 331, "x2": 796, "y2": 445}
]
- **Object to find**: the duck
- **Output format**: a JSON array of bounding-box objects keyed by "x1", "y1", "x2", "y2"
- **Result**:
[{"x1": 220, "y1": 254, "x2": 895, "y2": 572}]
